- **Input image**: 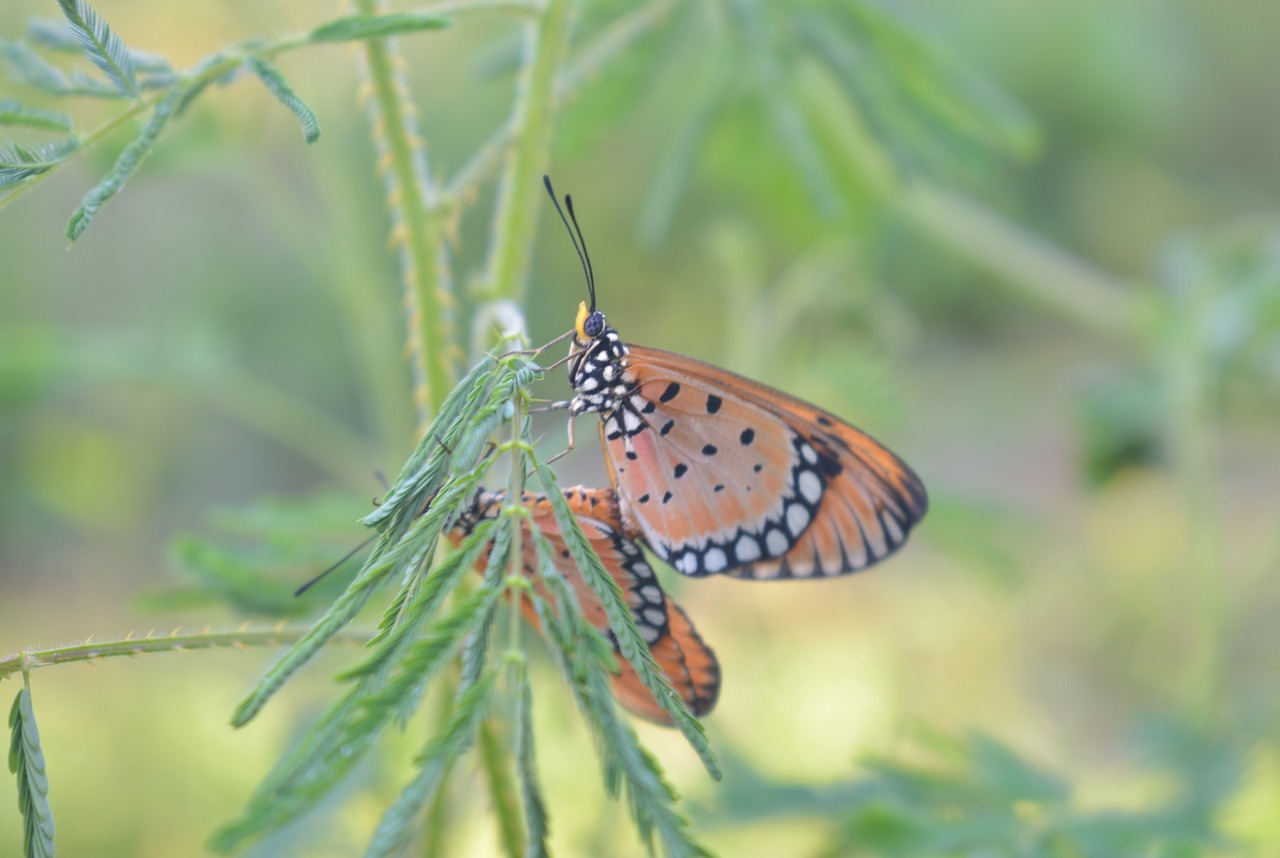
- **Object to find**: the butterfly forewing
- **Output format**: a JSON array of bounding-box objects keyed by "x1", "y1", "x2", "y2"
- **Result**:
[
  {"x1": 596, "y1": 344, "x2": 927, "y2": 580},
  {"x1": 451, "y1": 487, "x2": 720, "y2": 724}
]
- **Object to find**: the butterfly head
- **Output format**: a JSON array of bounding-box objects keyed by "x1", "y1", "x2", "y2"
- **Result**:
[{"x1": 575, "y1": 301, "x2": 607, "y2": 343}]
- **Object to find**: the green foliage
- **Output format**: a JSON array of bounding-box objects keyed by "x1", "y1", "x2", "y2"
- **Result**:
[
  {"x1": 528, "y1": 525, "x2": 712, "y2": 858},
  {"x1": 308, "y1": 12, "x2": 451, "y2": 44},
  {"x1": 534, "y1": 459, "x2": 720, "y2": 781},
  {"x1": 0, "y1": 99, "x2": 70, "y2": 131},
  {"x1": 246, "y1": 57, "x2": 320, "y2": 145},
  {"x1": 514, "y1": 662, "x2": 550, "y2": 858},
  {"x1": 7, "y1": 689, "x2": 54, "y2": 858},
  {"x1": 366, "y1": 669, "x2": 498, "y2": 858},
  {"x1": 66, "y1": 82, "x2": 180, "y2": 239},
  {"x1": 701, "y1": 728, "x2": 1242, "y2": 858},
  {"x1": 148, "y1": 493, "x2": 374, "y2": 617},
  {"x1": 0, "y1": 0, "x2": 456, "y2": 239},
  {"x1": 0, "y1": 136, "x2": 79, "y2": 186},
  {"x1": 54, "y1": 0, "x2": 139, "y2": 97}
]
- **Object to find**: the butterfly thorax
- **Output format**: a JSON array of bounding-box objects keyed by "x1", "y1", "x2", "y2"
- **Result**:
[{"x1": 568, "y1": 321, "x2": 634, "y2": 418}]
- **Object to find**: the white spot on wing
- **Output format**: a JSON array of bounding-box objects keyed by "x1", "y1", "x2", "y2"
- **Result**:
[
  {"x1": 643, "y1": 607, "x2": 666, "y2": 627},
  {"x1": 623, "y1": 410, "x2": 641, "y2": 432},
  {"x1": 639, "y1": 584, "x2": 662, "y2": 604},
  {"x1": 735, "y1": 534, "x2": 761, "y2": 562},
  {"x1": 786, "y1": 503, "x2": 811, "y2": 537},
  {"x1": 703, "y1": 547, "x2": 727, "y2": 574},
  {"x1": 798, "y1": 470, "x2": 822, "y2": 504},
  {"x1": 766, "y1": 528, "x2": 789, "y2": 556},
  {"x1": 800, "y1": 443, "x2": 818, "y2": 464}
]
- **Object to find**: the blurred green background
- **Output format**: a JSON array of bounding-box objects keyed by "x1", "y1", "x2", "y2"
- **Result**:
[{"x1": 3, "y1": 1, "x2": 1280, "y2": 855}]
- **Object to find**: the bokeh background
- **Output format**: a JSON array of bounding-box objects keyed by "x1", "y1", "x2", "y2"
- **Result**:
[{"x1": 3, "y1": 1, "x2": 1280, "y2": 855}]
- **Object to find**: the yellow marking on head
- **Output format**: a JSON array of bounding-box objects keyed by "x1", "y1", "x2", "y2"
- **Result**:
[{"x1": 575, "y1": 301, "x2": 590, "y2": 340}]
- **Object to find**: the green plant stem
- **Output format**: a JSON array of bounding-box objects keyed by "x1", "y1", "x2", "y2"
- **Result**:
[
  {"x1": 443, "y1": 0, "x2": 674, "y2": 216},
  {"x1": 474, "y1": 0, "x2": 576, "y2": 311},
  {"x1": 356, "y1": 0, "x2": 457, "y2": 425},
  {"x1": 0, "y1": 625, "x2": 369, "y2": 680}
]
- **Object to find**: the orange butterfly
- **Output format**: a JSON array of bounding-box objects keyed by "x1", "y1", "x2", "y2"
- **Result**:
[
  {"x1": 450, "y1": 486, "x2": 720, "y2": 725},
  {"x1": 544, "y1": 177, "x2": 927, "y2": 580}
]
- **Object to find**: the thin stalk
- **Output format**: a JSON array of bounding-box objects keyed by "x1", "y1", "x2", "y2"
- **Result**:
[
  {"x1": 443, "y1": 0, "x2": 674, "y2": 217},
  {"x1": 355, "y1": 0, "x2": 457, "y2": 425},
  {"x1": 0, "y1": 625, "x2": 368, "y2": 679},
  {"x1": 473, "y1": 0, "x2": 577, "y2": 311}
]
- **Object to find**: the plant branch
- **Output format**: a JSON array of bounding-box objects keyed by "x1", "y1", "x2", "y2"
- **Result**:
[
  {"x1": 442, "y1": 0, "x2": 676, "y2": 213},
  {"x1": 0, "y1": 625, "x2": 369, "y2": 680},
  {"x1": 472, "y1": 0, "x2": 576, "y2": 313},
  {"x1": 356, "y1": 0, "x2": 458, "y2": 426}
]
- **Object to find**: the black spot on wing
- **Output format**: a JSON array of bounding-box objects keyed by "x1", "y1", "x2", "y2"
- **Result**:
[
  {"x1": 660, "y1": 382, "x2": 681, "y2": 403},
  {"x1": 674, "y1": 463, "x2": 688, "y2": 478},
  {"x1": 706, "y1": 394, "x2": 722, "y2": 413},
  {"x1": 740, "y1": 428, "x2": 755, "y2": 445},
  {"x1": 702, "y1": 444, "x2": 717, "y2": 456},
  {"x1": 660, "y1": 420, "x2": 675, "y2": 436}
]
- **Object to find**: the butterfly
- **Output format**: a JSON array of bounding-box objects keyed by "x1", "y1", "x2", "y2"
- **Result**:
[
  {"x1": 543, "y1": 176, "x2": 928, "y2": 581},
  {"x1": 450, "y1": 485, "x2": 720, "y2": 725}
]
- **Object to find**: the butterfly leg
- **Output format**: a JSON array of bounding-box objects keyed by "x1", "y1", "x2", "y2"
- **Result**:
[
  {"x1": 544, "y1": 411, "x2": 578, "y2": 464},
  {"x1": 498, "y1": 328, "x2": 575, "y2": 360}
]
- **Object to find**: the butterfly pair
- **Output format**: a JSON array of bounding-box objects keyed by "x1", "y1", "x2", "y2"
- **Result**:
[{"x1": 446, "y1": 179, "x2": 928, "y2": 724}]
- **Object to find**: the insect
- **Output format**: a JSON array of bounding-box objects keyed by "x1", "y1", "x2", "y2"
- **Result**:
[
  {"x1": 543, "y1": 176, "x2": 928, "y2": 580},
  {"x1": 451, "y1": 485, "x2": 720, "y2": 725}
]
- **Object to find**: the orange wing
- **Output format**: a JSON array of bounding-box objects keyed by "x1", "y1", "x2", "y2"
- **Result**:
[
  {"x1": 598, "y1": 345, "x2": 927, "y2": 580},
  {"x1": 451, "y1": 486, "x2": 719, "y2": 724}
]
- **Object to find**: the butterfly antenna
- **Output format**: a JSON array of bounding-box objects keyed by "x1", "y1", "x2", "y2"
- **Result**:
[
  {"x1": 564, "y1": 191, "x2": 596, "y2": 312},
  {"x1": 294, "y1": 536, "x2": 374, "y2": 597},
  {"x1": 543, "y1": 175, "x2": 595, "y2": 311}
]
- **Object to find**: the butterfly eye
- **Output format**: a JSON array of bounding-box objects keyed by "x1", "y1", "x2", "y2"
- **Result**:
[{"x1": 583, "y1": 311, "x2": 606, "y2": 339}]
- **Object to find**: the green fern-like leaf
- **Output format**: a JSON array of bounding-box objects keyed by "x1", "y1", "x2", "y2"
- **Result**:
[
  {"x1": 530, "y1": 546, "x2": 711, "y2": 858},
  {"x1": 8, "y1": 688, "x2": 55, "y2": 858},
  {"x1": 246, "y1": 57, "x2": 320, "y2": 145},
  {"x1": 0, "y1": 39, "x2": 69, "y2": 92},
  {"x1": 365, "y1": 669, "x2": 498, "y2": 858},
  {"x1": 514, "y1": 662, "x2": 550, "y2": 858},
  {"x1": 534, "y1": 460, "x2": 721, "y2": 781},
  {"x1": 309, "y1": 13, "x2": 451, "y2": 44},
  {"x1": 0, "y1": 99, "x2": 72, "y2": 131},
  {"x1": 212, "y1": 526, "x2": 500, "y2": 852},
  {"x1": 55, "y1": 0, "x2": 139, "y2": 96},
  {"x1": 0, "y1": 136, "x2": 80, "y2": 187},
  {"x1": 67, "y1": 83, "x2": 181, "y2": 240}
]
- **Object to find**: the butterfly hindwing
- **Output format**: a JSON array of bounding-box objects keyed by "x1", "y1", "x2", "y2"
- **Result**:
[
  {"x1": 597, "y1": 344, "x2": 927, "y2": 580},
  {"x1": 452, "y1": 487, "x2": 720, "y2": 724}
]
